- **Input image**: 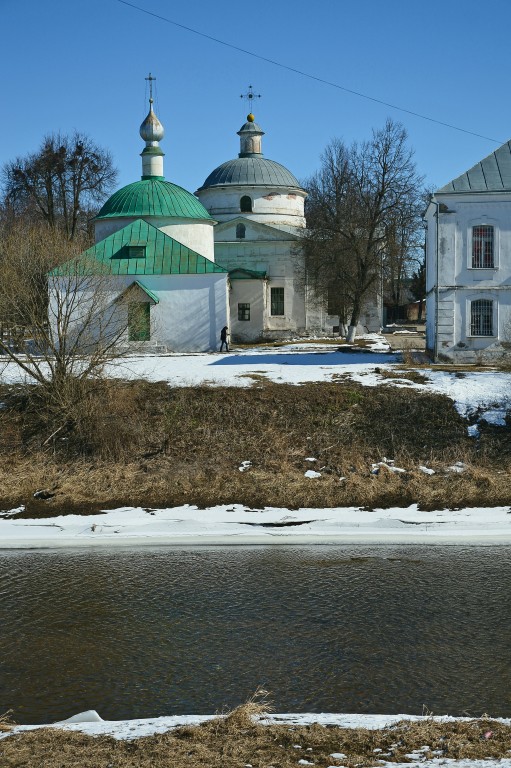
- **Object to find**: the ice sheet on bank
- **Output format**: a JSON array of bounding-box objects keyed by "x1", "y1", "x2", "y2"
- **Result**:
[
  {"x1": 1, "y1": 504, "x2": 511, "y2": 549},
  {"x1": 3, "y1": 711, "x2": 511, "y2": 743}
]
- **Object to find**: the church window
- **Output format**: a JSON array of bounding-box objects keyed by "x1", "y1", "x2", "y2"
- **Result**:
[
  {"x1": 128, "y1": 302, "x2": 151, "y2": 341},
  {"x1": 238, "y1": 303, "x2": 250, "y2": 321},
  {"x1": 240, "y1": 195, "x2": 252, "y2": 213},
  {"x1": 236, "y1": 223, "x2": 246, "y2": 239},
  {"x1": 472, "y1": 226, "x2": 494, "y2": 268},
  {"x1": 270, "y1": 287, "x2": 285, "y2": 316},
  {"x1": 470, "y1": 299, "x2": 493, "y2": 336}
]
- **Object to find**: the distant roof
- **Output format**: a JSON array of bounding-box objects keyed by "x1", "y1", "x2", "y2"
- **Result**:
[
  {"x1": 97, "y1": 179, "x2": 212, "y2": 220},
  {"x1": 197, "y1": 157, "x2": 303, "y2": 191},
  {"x1": 52, "y1": 219, "x2": 227, "y2": 276},
  {"x1": 438, "y1": 140, "x2": 511, "y2": 193}
]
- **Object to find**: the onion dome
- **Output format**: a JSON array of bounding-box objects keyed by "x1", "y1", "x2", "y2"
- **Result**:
[{"x1": 139, "y1": 102, "x2": 165, "y2": 143}]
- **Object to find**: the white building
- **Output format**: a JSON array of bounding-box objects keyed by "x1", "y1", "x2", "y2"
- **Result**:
[
  {"x1": 425, "y1": 140, "x2": 511, "y2": 362},
  {"x1": 62, "y1": 94, "x2": 229, "y2": 353}
]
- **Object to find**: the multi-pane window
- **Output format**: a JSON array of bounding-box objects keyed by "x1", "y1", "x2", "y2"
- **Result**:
[
  {"x1": 472, "y1": 226, "x2": 494, "y2": 268},
  {"x1": 127, "y1": 245, "x2": 146, "y2": 259},
  {"x1": 238, "y1": 303, "x2": 250, "y2": 321},
  {"x1": 470, "y1": 299, "x2": 493, "y2": 336},
  {"x1": 236, "y1": 223, "x2": 246, "y2": 239},
  {"x1": 270, "y1": 287, "x2": 284, "y2": 316}
]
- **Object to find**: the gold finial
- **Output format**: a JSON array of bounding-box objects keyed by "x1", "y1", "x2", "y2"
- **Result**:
[{"x1": 247, "y1": 113, "x2": 255, "y2": 122}]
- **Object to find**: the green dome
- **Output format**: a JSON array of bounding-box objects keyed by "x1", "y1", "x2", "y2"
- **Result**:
[{"x1": 96, "y1": 179, "x2": 212, "y2": 221}]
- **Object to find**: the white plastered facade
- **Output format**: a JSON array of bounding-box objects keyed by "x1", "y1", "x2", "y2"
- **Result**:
[{"x1": 425, "y1": 194, "x2": 511, "y2": 362}]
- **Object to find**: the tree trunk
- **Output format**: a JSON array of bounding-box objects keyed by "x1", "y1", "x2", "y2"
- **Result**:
[{"x1": 347, "y1": 324, "x2": 357, "y2": 342}]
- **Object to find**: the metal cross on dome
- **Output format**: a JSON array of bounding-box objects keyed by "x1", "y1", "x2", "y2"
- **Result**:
[
  {"x1": 145, "y1": 72, "x2": 156, "y2": 102},
  {"x1": 240, "y1": 85, "x2": 261, "y2": 107}
]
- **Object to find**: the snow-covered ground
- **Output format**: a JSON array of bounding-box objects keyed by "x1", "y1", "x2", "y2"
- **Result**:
[
  {"x1": 3, "y1": 709, "x2": 511, "y2": 762},
  {"x1": 1, "y1": 504, "x2": 510, "y2": 549},
  {"x1": 1, "y1": 338, "x2": 511, "y2": 428}
]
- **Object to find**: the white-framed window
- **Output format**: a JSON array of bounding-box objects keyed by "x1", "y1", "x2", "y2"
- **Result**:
[
  {"x1": 238, "y1": 302, "x2": 250, "y2": 321},
  {"x1": 470, "y1": 298, "x2": 494, "y2": 336},
  {"x1": 472, "y1": 225, "x2": 494, "y2": 268}
]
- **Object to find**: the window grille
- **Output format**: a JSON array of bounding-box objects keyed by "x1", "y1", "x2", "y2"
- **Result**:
[
  {"x1": 470, "y1": 299, "x2": 493, "y2": 336},
  {"x1": 238, "y1": 302, "x2": 250, "y2": 321},
  {"x1": 472, "y1": 226, "x2": 494, "y2": 268},
  {"x1": 236, "y1": 223, "x2": 246, "y2": 239},
  {"x1": 270, "y1": 287, "x2": 285, "y2": 316},
  {"x1": 240, "y1": 196, "x2": 252, "y2": 213}
]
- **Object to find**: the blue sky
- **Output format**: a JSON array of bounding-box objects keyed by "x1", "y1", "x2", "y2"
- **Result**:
[{"x1": 1, "y1": 0, "x2": 511, "y2": 197}]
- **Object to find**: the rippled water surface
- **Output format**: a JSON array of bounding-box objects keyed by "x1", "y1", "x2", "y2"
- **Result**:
[{"x1": 1, "y1": 545, "x2": 510, "y2": 724}]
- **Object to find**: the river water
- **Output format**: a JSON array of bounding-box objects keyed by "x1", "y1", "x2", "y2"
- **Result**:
[{"x1": 1, "y1": 545, "x2": 510, "y2": 724}]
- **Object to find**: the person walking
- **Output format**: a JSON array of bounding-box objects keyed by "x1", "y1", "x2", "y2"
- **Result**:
[{"x1": 220, "y1": 325, "x2": 229, "y2": 352}]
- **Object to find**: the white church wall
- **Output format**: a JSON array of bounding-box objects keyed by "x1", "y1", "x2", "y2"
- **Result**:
[
  {"x1": 229, "y1": 280, "x2": 265, "y2": 342},
  {"x1": 198, "y1": 186, "x2": 306, "y2": 231},
  {"x1": 52, "y1": 273, "x2": 228, "y2": 354}
]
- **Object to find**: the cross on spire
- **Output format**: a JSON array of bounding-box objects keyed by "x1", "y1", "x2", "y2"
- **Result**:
[
  {"x1": 240, "y1": 85, "x2": 261, "y2": 108},
  {"x1": 145, "y1": 72, "x2": 156, "y2": 104}
]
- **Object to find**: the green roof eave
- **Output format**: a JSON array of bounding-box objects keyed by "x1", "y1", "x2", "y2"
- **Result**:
[{"x1": 228, "y1": 267, "x2": 267, "y2": 279}]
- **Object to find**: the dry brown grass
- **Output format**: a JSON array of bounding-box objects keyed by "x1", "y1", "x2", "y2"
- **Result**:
[
  {"x1": 2, "y1": 714, "x2": 511, "y2": 767},
  {"x1": 0, "y1": 380, "x2": 510, "y2": 514}
]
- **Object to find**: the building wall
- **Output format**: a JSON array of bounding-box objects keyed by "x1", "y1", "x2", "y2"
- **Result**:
[
  {"x1": 426, "y1": 194, "x2": 511, "y2": 361},
  {"x1": 53, "y1": 273, "x2": 229, "y2": 354},
  {"x1": 197, "y1": 186, "x2": 306, "y2": 232}
]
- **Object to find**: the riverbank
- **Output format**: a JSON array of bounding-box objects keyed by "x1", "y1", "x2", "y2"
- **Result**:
[
  {"x1": 2, "y1": 708, "x2": 511, "y2": 767},
  {"x1": 1, "y1": 504, "x2": 510, "y2": 548}
]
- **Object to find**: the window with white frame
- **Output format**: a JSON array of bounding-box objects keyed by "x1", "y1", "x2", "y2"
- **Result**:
[
  {"x1": 470, "y1": 298, "x2": 494, "y2": 336},
  {"x1": 270, "y1": 287, "x2": 284, "y2": 316},
  {"x1": 238, "y1": 302, "x2": 250, "y2": 321},
  {"x1": 472, "y1": 225, "x2": 494, "y2": 268}
]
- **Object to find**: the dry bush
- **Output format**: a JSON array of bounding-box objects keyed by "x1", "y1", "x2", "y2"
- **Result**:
[{"x1": 2, "y1": 717, "x2": 511, "y2": 768}]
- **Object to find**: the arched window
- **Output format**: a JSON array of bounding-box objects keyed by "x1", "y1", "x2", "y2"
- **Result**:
[
  {"x1": 236, "y1": 223, "x2": 246, "y2": 239},
  {"x1": 240, "y1": 195, "x2": 252, "y2": 213}
]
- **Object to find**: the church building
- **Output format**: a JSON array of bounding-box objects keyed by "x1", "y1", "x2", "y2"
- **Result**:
[{"x1": 58, "y1": 82, "x2": 381, "y2": 352}]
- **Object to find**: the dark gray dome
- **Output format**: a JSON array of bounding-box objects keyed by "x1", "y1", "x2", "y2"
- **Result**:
[{"x1": 198, "y1": 156, "x2": 302, "y2": 191}]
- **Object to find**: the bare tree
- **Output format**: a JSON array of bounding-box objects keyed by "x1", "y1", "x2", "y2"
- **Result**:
[
  {"x1": 303, "y1": 119, "x2": 424, "y2": 341},
  {"x1": 2, "y1": 132, "x2": 117, "y2": 240},
  {"x1": 0, "y1": 221, "x2": 129, "y2": 419}
]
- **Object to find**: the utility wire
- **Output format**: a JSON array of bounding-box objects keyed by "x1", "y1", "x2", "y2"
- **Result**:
[{"x1": 115, "y1": 0, "x2": 503, "y2": 145}]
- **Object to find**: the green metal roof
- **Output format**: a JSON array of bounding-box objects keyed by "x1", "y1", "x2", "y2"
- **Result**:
[
  {"x1": 96, "y1": 178, "x2": 212, "y2": 220},
  {"x1": 52, "y1": 220, "x2": 228, "y2": 276},
  {"x1": 438, "y1": 140, "x2": 511, "y2": 193}
]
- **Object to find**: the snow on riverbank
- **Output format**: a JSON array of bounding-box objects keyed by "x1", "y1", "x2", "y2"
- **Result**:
[
  {"x1": 2, "y1": 340, "x2": 511, "y2": 426},
  {"x1": 3, "y1": 710, "x2": 511, "y2": 751},
  {"x1": 1, "y1": 504, "x2": 510, "y2": 549}
]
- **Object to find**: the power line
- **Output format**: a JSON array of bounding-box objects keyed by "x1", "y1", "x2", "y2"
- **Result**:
[{"x1": 115, "y1": 0, "x2": 503, "y2": 145}]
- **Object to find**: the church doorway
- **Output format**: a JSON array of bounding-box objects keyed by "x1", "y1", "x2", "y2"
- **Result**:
[{"x1": 128, "y1": 302, "x2": 151, "y2": 341}]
